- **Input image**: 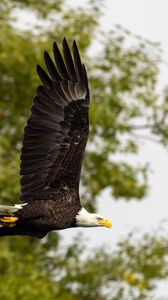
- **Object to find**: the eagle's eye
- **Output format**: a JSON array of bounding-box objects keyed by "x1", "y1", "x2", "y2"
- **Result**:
[{"x1": 97, "y1": 217, "x2": 103, "y2": 221}]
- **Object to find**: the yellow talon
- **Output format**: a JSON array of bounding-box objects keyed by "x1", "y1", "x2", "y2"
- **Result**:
[{"x1": 0, "y1": 216, "x2": 18, "y2": 223}]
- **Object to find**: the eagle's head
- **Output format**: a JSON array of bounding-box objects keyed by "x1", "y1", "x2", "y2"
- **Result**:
[{"x1": 76, "y1": 207, "x2": 112, "y2": 228}]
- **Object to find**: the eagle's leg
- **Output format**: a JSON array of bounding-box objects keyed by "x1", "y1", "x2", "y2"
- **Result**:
[
  {"x1": 0, "y1": 216, "x2": 18, "y2": 223},
  {"x1": 0, "y1": 216, "x2": 18, "y2": 227}
]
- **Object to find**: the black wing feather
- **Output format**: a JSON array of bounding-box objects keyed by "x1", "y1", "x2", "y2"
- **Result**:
[
  {"x1": 53, "y1": 41, "x2": 69, "y2": 80},
  {"x1": 36, "y1": 64, "x2": 52, "y2": 85},
  {"x1": 20, "y1": 38, "x2": 89, "y2": 202},
  {"x1": 44, "y1": 51, "x2": 61, "y2": 81},
  {"x1": 63, "y1": 38, "x2": 77, "y2": 80},
  {"x1": 72, "y1": 41, "x2": 84, "y2": 83}
]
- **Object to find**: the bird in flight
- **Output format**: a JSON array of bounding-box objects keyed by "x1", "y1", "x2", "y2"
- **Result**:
[{"x1": 0, "y1": 38, "x2": 112, "y2": 238}]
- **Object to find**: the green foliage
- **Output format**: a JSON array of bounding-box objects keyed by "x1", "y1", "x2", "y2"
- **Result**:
[
  {"x1": 0, "y1": 234, "x2": 60, "y2": 300},
  {"x1": 55, "y1": 231, "x2": 168, "y2": 300},
  {"x1": 0, "y1": 0, "x2": 63, "y2": 18},
  {"x1": 0, "y1": 231, "x2": 168, "y2": 300},
  {"x1": 0, "y1": 1, "x2": 168, "y2": 299}
]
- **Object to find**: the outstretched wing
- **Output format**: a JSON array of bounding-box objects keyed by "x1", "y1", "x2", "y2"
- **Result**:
[{"x1": 20, "y1": 38, "x2": 90, "y2": 202}]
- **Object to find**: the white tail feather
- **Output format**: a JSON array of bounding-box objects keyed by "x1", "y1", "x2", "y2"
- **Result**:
[{"x1": 0, "y1": 204, "x2": 27, "y2": 215}]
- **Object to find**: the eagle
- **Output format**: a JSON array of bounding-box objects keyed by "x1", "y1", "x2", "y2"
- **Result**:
[{"x1": 0, "y1": 38, "x2": 112, "y2": 238}]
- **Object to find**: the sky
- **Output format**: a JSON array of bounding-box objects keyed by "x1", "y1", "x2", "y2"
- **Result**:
[{"x1": 14, "y1": 0, "x2": 168, "y2": 296}]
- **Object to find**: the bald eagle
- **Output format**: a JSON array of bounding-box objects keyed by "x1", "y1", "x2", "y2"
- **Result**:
[{"x1": 0, "y1": 38, "x2": 112, "y2": 238}]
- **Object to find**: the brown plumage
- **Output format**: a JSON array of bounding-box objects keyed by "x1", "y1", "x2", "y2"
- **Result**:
[{"x1": 0, "y1": 38, "x2": 112, "y2": 238}]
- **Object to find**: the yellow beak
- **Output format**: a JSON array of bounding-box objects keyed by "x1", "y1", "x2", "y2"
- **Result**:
[{"x1": 98, "y1": 218, "x2": 112, "y2": 228}]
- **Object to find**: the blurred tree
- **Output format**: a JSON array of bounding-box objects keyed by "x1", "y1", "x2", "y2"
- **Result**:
[
  {"x1": 0, "y1": 230, "x2": 168, "y2": 300},
  {"x1": 0, "y1": 0, "x2": 168, "y2": 299}
]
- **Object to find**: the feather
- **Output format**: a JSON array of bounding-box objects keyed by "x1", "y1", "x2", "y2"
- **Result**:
[
  {"x1": 36, "y1": 65, "x2": 52, "y2": 85},
  {"x1": 72, "y1": 41, "x2": 84, "y2": 84},
  {"x1": 63, "y1": 38, "x2": 77, "y2": 80},
  {"x1": 44, "y1": 51, "x2": 61, "y2": 81},
  {"x1": 53, "y1": 41, "x2": 69, "y2": 80}
]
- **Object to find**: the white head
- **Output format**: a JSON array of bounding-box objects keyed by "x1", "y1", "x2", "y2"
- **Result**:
[{"x1": 76, "y1": 208, "x2": 112, "y2": 228}]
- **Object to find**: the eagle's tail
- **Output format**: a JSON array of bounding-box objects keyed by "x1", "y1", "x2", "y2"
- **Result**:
[{"x1": 0, "y1": 204, "x2": 25, "y2": 215}]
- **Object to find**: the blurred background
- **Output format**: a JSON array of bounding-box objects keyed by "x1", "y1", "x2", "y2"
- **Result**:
[{"x1": 0, "y1": 0, "x2": 168, "y2": 299}]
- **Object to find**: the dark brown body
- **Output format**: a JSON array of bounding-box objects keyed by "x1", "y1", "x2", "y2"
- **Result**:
[
  {"x1": 0, "y1": 189, "x2": 82, "y2": 238},
  {"x1": 17, "y1": 189, "x2": 81, "y2": 231}
]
